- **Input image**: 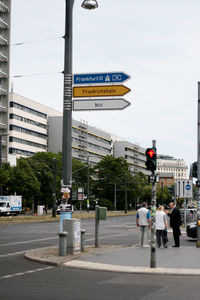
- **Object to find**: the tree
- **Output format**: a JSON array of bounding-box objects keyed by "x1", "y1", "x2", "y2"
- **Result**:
[
  {"x1": 9, "y1": 157, "x2": 40, "y2": 209},
  {"x1": 28, "y1": 152, "x2": 62, "y2": 209},
  {"x1": 92, "y1": 156, "x2": 133, "y2": 210},
  {"x1": 0, "y1": 163, "x2": 11, "y2": 194}
]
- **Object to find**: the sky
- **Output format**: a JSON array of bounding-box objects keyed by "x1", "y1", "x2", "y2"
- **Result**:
[{"x1": 10, "y1": 0, "x2": 200, "y2": 171}]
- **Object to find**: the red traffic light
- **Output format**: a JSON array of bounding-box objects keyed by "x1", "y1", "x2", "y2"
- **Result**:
[{"x1": 147, "y1": 149, "x2": 155, "y2": 158}]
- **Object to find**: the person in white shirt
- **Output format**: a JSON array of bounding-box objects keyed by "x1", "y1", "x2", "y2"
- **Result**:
[
  {"x1": 136, "y1": 202, "x2": 151, "y2": 247},
  {"x1": 155, "y1": 205, "x2": 168, "y2": 248}
]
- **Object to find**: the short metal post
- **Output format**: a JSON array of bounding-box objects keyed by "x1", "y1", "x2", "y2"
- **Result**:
[
  {"x1": 58, "y1": 231, "x2": 68, "y2": 256},
  {"x1": 81, "y1": 229, "x2": 86, "y2": 252},
  {"x1": 150, "y1": 139, "x2": 157, "y2": 268},
  {"x1": 95, "y1": 206, "x2": 99, "y2": 248}
]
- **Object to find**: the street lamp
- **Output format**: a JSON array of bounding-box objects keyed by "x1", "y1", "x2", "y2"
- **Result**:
[
  {"x1": 61, "y1": 0, "x2": 98, "y2": 196},
  {"x1": 81, "y1": 0, "x2": 98, "y2": 9}
]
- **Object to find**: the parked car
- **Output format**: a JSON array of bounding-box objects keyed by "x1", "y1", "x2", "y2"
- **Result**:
[
  {"x1": 186, "y1": 222, "x2": 197, "y2": 239},
  {"x1": 57, "y1": 204, "x2": 74, "y2": 215}
]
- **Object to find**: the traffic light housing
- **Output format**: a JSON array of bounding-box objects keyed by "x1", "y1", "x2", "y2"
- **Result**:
[
  {"x1": 145, "y1": 147, "x2": 157, "y2": 172},
  {"x1": 192, "y1": 161, "x2": 198, "y2": 178}
]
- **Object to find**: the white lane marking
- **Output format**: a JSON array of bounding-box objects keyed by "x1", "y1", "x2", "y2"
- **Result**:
[
  {"x1": 0, "y1": 237, "x2": 57, "y2": 248},
  {"x1": 0, "y1": 266, "x2": 53, "y2": 280},
  {"x1": 0, "y1": 251, "x2": 26, "y2": 258}
]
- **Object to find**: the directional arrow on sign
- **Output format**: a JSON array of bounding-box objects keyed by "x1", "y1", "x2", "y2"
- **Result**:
[
  {"x1": 73, "y1": 72, "x2": 130, "y2": 85},
  {"x1": 73, "y1": 98, "x2": 131, "y2": 111},
  {"x1": 73, "y1": 85, "x2": 130, "y2": 98}
]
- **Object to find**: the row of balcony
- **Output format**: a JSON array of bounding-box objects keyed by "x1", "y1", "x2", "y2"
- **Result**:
[{"x1": 0, "y1": 2, "x2": 9, "y2": 14}]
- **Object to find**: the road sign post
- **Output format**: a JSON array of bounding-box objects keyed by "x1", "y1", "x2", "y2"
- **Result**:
[
  {"x1": 73, "y1": 98, "x2": 130, "y2": 111},
  {"x1": 73, "y1": 72, "x2": 130, "y2": 85},
  {"x1": 73, "y1": 85, "x2": 130, "y2": 98}
]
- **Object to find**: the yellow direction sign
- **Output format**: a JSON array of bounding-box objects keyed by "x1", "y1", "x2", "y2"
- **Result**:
[{"x1": 73, "y1": 85, "x2": 130, "y2": 98}]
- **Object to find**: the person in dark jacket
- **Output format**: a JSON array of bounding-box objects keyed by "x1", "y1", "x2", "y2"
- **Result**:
[{"x1": 168, "y1": 202, "x2": 182, "y2": 247}]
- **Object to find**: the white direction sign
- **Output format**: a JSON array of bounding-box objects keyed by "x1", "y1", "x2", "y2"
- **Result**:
[
  {"x1": 175, "y1": 179, "x2": 193, "y2": 198},
  {"x1": 73, "y1": 98, "x2": 130, "y2": 111}
]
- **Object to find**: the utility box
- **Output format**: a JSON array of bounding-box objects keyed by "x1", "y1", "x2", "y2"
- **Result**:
[
  {"x1": 63, "y1": 219, "x2": 81, "y2": 255},
  {"x1": 98, "y1": 206, "x2": 107, "y2": 220}
]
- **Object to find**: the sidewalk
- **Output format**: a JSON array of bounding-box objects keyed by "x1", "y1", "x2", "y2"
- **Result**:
[{"x1": 25, "y1": 242, "x2": 200, "y2": 276}]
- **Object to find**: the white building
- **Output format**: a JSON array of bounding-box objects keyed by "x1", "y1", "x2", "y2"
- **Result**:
[
  {"x1": 0, "y1": 0, "x2": 11, "y2": 163},
  {"x1": 156, "y1": 154, "x2": 188, "y2": 180},
  {"x1": 6, "y1": 93, "x2": 189, "y2": 178},
  {"x1": 8, "y1": 92, "x2": 61, "y2": 160},
  {"x1": 113, "y1": 140, "x2": 149, "y2": 176},
  {"x1": 48, "y1": 116, "x2": 112, "y2": 165}
]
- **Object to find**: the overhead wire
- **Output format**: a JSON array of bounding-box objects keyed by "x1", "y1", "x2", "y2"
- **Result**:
[
  {"x1": 10, "y1": 36, "x2": 64, "y2": 78},
  {"x1": 10, "y1": 71, "x2": 63, "y2": 78},
  {"x1": 10, "y1": 36, "x2": 63, "y2": 47}
]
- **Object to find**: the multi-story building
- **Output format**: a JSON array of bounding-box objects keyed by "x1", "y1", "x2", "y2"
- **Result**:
[
  {"x1": 0, "y1": 0, "x2": 11, "y2": 163},
  {"x1": 156, "y1": 154, "x2": 188, "y2": 180},
  {"x1": 8, "y1": 92, "x2": 61, "y2": 161},
  {"x1": 48, "y1": 116, "x2": 112, "y2": 165},
  {"x1": 113, "y1": 140, "x2": 149, "y2": 176},
  {"x1": 6, "y1": 93, "x2": 189, "y2": 178}
]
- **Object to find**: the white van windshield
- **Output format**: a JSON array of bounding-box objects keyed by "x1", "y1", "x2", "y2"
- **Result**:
[{"x1": 0, "y1": 202, "x2": 6, "y2": 207}]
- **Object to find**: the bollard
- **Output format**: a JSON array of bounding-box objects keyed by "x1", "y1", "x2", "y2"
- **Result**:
[
  {"x1": 57, "y1": 231, "x2": 68, "y2": 256},
  {"x1": 81, "y1": 229, "x2": 86, "y2": 252}
]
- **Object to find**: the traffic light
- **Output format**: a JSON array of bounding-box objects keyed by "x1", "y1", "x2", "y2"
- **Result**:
[
  {"x1": 145, "y1": 147, "x2": 157, "y2": 172},
  {"x1": 192, "y1": 161, "x2": 198, "y2": 178}
]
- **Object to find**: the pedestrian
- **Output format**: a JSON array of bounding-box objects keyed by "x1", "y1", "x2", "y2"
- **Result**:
[
  {"x1": 168, "y1": 202, "x2": 182, "y2": 247},
  {"x1": 136, "y1": 202, "x2": 151, "y2": 247},
  {"x1": 155, "y1": 205, "x2": 168, "y2": 248}
]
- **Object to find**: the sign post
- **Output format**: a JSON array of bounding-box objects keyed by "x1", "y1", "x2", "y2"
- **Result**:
[
  {"x1": 73, "y1": 72, "x2": 130, "y2": 85},
  {"x1": 73, "y1": 85, "x2": 130, "y2": 98},
  {"x1": 73, "y1": 98, "x2": 130, "y2": 111}
]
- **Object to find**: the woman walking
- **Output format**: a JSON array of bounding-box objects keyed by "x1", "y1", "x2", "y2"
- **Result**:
[{"x1": 155, "y1": 205, "x2": 168, "y2": 248}]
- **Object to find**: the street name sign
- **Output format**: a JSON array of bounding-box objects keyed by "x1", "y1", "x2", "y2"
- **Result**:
[
  {"x1": 73, "y1": 98, "x2": 130, "y2": 111},
  {"x1": 73, "y1": 85, "x2": 130, "y2": 98},
  {"x1": 73, "y1": 72, "x2": 130, "y2": 85}
]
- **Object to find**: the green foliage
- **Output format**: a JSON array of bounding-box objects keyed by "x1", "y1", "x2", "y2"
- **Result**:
[
  {"x1": 97, "y1": 198, "x2": 114, "y2": 210},
  {"x1": 0, "y1": 152, "x2": 177, "y2": 212}
]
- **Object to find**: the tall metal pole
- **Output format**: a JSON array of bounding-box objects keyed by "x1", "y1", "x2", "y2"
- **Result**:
[
  {"x1": 87, "y1": 156, "x2": 90, "y2": 212},
  {"x1": 150, "y1": 139, "x2": 157, "y2": 268},
  {"x1": 125, "y1": 173, "x2": 128, "y2": 213},
  {"x1": 114, "y1": 183, "x2": 116, "y2": 211},
  {"x1": 52, "y1": 158, "x2": 57, "y2": 217},
  {"x1": 0, "y1": 135, "x2": 2, "y2": 169},
  {"x1": 196, "y1": 82, "x2": 200, "y2": 247},
  {"x1": 62, "y1": 0, "x2": 74, "y2": 190}
]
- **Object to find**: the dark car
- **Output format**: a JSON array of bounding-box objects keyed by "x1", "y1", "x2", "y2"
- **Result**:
[{"x1": 186, "y1": 222, "x2": 197, "y2": 239}]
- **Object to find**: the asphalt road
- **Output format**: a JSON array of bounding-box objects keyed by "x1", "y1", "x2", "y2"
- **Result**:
[{"x1": 0, "y1": 215, "x2": 199, "y2": 300}]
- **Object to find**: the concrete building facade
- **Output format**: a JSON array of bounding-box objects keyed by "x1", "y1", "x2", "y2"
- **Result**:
[
  {"x1": 8, "y1": 93, "x2": 61, "y2": 159},
  {"x1": 0, "y1": 0, "x2": 11, "y2": 162},
  {"x1": 113, "y1": 140, "x2": 149, "y2": 176},
  {"x1": 6, "y1": 93, "x2": 188, "y2": 179},
  {"x1": 48, "y1": 116, "x2": 112, "y2": 165},
  {"x1": 156, "y1": 154, "x2": 188, "y2": 180}
]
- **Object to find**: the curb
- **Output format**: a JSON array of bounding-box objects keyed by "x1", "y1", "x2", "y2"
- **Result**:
[
  {"x1": 24, "y1": 246, "x2": 81, "y2": 266},
  {"x1": 24, "y1": 246, "x2": 200, "y2": 276},
  {"x1": 64, "y1": 260, "x2": 200, "y2": 276}
]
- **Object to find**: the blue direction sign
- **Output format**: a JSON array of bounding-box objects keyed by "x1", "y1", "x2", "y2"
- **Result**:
[{"x1": 73, "y1": 72, "x2": 130, "y2": 85}]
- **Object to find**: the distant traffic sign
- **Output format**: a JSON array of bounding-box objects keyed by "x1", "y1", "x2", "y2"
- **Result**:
[
  {"x1": 73, "y1": 72, "x2": 130, "y2": 85},
  {"x1": 73, "y1": 85, "x2": 130, "y2": 98},
  {"x1": 175, "y1": 180, "x2": 193, "y2": 198},
  {"x1": 73, "y1": 98, "x2": 130, "y2": 111}
]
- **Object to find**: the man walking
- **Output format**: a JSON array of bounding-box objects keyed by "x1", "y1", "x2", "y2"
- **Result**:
[
  {"x1": 136, "y1": 202, "x2": 151, "y2": 247},
  {"x1": 168, "y1": 202, "x2": 182, "y2": 247}
]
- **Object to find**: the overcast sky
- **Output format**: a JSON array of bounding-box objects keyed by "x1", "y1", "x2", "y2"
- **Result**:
[{"x1": 10, "y1": 0, "x2": 200, "y2": 171}]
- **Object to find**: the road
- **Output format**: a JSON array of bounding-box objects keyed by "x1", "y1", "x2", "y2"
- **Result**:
[{"x1": 0, "y1": 215, "x2": 199, "y2": 300}]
